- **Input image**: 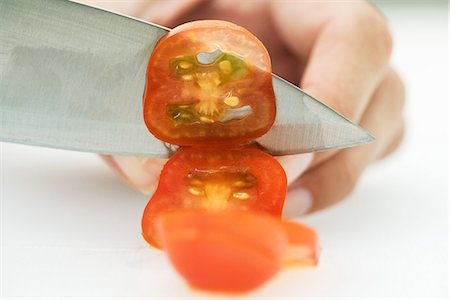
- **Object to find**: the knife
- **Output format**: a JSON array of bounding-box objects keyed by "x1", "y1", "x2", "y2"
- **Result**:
[{"x1": 0, "y1": 0, "x2": 373, "y2": 158}]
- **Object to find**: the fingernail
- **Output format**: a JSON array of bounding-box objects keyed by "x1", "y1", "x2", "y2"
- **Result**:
[
  {"x1": 282, "y1": 188, "x2": 313, "y2": 218},
  {"x1": 112, "y1": 156, "x2": 164, "y2": 195},
  {"x1": 276, "y1": 153, "x2": 313, "y2": 185}
]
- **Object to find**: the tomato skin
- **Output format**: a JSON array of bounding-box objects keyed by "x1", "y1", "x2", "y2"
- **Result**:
[
  {"x1": 143, "y1": 20, "x2": 276, "y2": 146},
  {"x1": 155, "y1": 210, "x2": 288, "y2": 293},
  {"x1": 141, "y1": 145, "x2": 287, "y2": 247}
]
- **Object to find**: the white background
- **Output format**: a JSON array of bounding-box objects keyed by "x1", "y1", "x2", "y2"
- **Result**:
[{"x1": 1, "y1": 1, "x2": 448, "y2": 299}]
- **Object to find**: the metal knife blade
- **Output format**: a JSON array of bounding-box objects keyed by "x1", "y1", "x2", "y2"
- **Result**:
[
  {"x1": 0, "y1": 0, "x2": 373, "y2": 158},
  {"x1": 258, "y1": 75, "x2": 374, "y2": 155}
]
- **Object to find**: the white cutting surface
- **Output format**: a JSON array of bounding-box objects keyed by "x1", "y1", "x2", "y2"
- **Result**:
[{"x1": 1, "y1": 2, "x2": 448, "y2": 299}]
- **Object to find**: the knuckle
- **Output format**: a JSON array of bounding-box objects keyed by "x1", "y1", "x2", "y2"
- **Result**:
[
  {"x1": 353, "y1": 5, "x2": 393, "y2": 60},
  {"x1": 369, "y1": 11, "x2": 393, "y2": 58}
]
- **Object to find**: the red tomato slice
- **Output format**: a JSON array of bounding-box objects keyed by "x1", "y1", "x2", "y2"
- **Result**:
[
  {"x1": 143, "y1": 20, "x2": 276, "y2": 146},
  {"x1": 280, "y1": 221, "x2": 321, "y2": 266},
  {"x1": 155, "y1": 209, "x2": 288, "y2": 293},
  {"x1": 141, "y1": 145, "x2": 287, "y2": 247}
]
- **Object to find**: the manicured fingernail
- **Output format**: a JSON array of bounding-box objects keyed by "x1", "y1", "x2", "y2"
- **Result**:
[
  {"x1": 277, "y1": 153, "x2": 313, "y2": 185},
  {"x1": 112, "y1": 156, "x2": 163, "y2": 195},
  {"x1": 282, "y1": 188, "x2": 313, "y2": 218}
]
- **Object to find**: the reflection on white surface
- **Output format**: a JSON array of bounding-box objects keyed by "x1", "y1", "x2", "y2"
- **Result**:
[{"x1": 2, "y1": 2, "x2": 448, "y2": 298}]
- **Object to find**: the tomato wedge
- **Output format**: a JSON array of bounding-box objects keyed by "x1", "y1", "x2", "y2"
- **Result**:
[
  {"x1": 143, "y1": 20, "x2": 276, "y2": 146},
  {"x1": 141, "y1": 145, "x2": 287, "y2": 247},
  {"x1": 155, "y1": 209, "x2": 288, "y2": 293}
]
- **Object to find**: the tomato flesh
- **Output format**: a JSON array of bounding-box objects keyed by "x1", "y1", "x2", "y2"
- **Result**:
[
  {"x1": 143, "y1": 20, "x2": 276, "y2": 146},
  {"x1": 155, "y1": 210, "x2": 320, "y2": 293},
  {"x1": 155, "y1": 210, "x2": 288, "y2": 293},
  {"x1": 141, "y1": 145, "x2": 287, "y2": 247}
]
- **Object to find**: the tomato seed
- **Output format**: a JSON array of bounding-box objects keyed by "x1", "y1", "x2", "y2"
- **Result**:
[
  {"x1": 232, "y1": 192, "x2": 250, "y2": 200},
  {"x1": 219, "y1": 60, "x2": 232, "y2": 74},
  {"x1": 224, "y1": 96, "x2": 239, "y2": 107},
  {"x1": 179, "y1": 61, "x2": 193, "y2": 69},
  {"x1": 188, "y1": 186, "x2": 205, "y2": 196},
  {"x1": 233, "y1": 180, "x2": 246, "y2": 188}
]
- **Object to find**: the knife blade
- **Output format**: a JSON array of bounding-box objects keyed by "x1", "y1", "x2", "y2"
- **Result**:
[
  {"x1": 0, "y1": 0, "x2": 373, "y2": 158},
  {"x1": 260, "y1": 75, "x2": 374, "y2": 155}
]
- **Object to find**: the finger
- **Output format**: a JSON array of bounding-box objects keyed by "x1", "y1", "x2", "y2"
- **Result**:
[
  {"x1": 100, "y1": 155, "x2": 167, "y2": 195},
  {"x1": 301, "y1": 93, "x2": 404, "y2": 172},
  {"x1": 283, "y1": 69, "x2": 405, "y2": 217},
  {"x1": 275, "y1": 153, "x2": 314, "y2": 225},
  {"x1": 271, "y1": 1, "x2": 394, "y2": 183},
  {"x1": 271, "y1": 1, "x2": 392, "y2": 122},
  {"x1": 308, "y1": 116, "x2": 404, "y2": 172},
  {"x1": 276, "y1": 153, "x2": 314, "y2": 186}
]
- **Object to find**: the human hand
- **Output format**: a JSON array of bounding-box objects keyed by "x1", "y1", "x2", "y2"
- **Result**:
[{"x1": 97, "y1": 0, "x2": 405, "y2": 217}]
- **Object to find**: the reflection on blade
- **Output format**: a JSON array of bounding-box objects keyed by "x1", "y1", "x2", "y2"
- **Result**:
[
  {"x1": 257, "y1": 75, "x2": 374, "y2": 156},
  {"x1": 0, "y1": 0, "x2": 171, "y2": 157}
]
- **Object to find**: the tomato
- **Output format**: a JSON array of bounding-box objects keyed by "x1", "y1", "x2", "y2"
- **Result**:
[
  {"x1": 143, "y1": 20, "x2": 276, "y2": 146},
  {"x1": 141, "y1": 145, "x2": 287, "y2": 247},
  {"x1": 155, "y1": 209, "x2": 288, "y2": 293},
  {"x1": 281, "y1": 221, "x2": 321, "y2": 266},
  {"x1": 140, "y1": 20, "x2": 320, "y2": 294}
]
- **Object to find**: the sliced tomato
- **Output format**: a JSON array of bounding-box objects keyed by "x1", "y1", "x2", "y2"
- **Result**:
[
  {"x1": 141, "y1": 145, "x2": 287, "y2": 247},
  {"x1": 280, "y1": 221, "x2": 321, "y2": 266},
  {"x1": 155, "y1": 209, "x2": 288, "y2": 293},
  {"x1": 143, "y1": 20, "x2": 276, "y2": 146}
]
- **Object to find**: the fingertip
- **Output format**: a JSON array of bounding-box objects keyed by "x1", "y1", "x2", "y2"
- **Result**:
[
  {"x1": 108, "y1": 156, "x2": 165, "y2": 195},
  {"x1": 287, "y1": 153, "x2": 361, "y2": 214},
  {"x1": 282, "y1": 187, "x2": 313, "y2": 218}
]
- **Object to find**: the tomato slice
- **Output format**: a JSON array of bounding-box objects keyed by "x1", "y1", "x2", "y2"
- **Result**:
[
  {"x1": 141, "y1": 145, "x2": 287, "y2": 247},
  {"x1": 143, "y1": 20, "x2": 276, "y2": 146},
  {"x1": 155, "y1": 209, "x2": 288, "y2": 293},
  {"x1": 280, "y1": 221, "x2": 321, "y2": 266}
]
